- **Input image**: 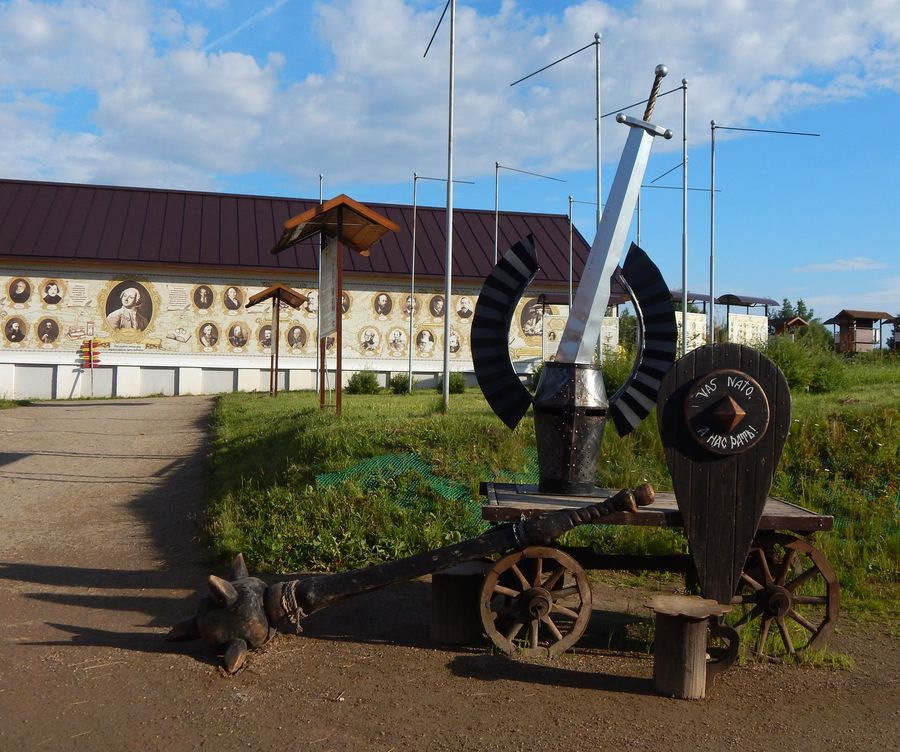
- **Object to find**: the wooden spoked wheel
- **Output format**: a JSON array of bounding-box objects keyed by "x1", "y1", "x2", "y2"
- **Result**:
[
  {"x1": 731, "y1": 533, "x2": 840, "y2": 661},
  {"x1": 479, "y1": 546, "x2": 592, "y2": 658}
]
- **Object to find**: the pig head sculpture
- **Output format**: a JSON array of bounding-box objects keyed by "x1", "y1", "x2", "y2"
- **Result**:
[{"x1": 167, "y1": 553, "x2": 276, "y2": 673}]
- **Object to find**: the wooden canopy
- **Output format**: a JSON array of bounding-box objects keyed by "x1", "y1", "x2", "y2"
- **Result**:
[
  {"x1": 823, "y1": 309, "x2": 894, "y2": 326},
  {"x1": 271, "y1": 194, "x2": 400, "y2": 257},
  {"x1": 245, "y1": 284, "x2": 307, "y2": 309}
]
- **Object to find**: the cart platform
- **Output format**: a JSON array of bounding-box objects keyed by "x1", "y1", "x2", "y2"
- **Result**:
[{"x1": 479, "y1": 483, "x2": 833, "y2": 533}]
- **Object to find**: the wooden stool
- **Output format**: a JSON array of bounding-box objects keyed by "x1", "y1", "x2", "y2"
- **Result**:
[
  {"x1": 431, "y1": 561, "x2": 491, "y2": 644},
  {"x1": 646, "y1": 595, "x2": 732, "y2": 700}
]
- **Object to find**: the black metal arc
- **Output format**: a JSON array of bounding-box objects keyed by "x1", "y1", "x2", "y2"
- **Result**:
[
  {"x1": 608, "y1": 243, "x2": 678, "y2": 436},
  {"x1": 471, "y1": 236, "x2": 540, "y2": 429}
]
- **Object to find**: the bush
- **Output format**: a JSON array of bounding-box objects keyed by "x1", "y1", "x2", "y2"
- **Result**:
[
  {"x1": 389, "y1": 373, "x2": 410, "y2": 394},
  {"x1": 764, "y1": 336, "x2": 849, "y2": 393},
  {"x1": 345, "y1": 370, "x2": 381, "y2": 394},
  {"x1": 808, "y1": 350, "x2": 848, "y2": 393},
  {"x1": 765, "y1": 336, "x2": 815, "y2": 390},
  {"x1": 436, "y1": 371, "x2": 467, "y2": 394},
  {"x1": 601, "y1": 347, "x2": 635, "y2": 395}
]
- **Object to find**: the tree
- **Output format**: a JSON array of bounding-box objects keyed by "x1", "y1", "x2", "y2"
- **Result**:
[
  {"x1": 777, "y1": 298, "x2": 795, "y2": 319},
  {"x1": 795, "y1": 299, "x2": 814, "y2": 320},
  {"x1": 619, "y1": 309, "x2": 637, "y2": 352}
]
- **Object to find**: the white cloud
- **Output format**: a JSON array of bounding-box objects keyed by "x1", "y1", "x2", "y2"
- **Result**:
[
  {"x1": 794, "y1": 257, "x2": 891, "y2": 272},
  {"x1": 204, "y1": 0, "x2": 291, "y2": 51},
  {"x1": 0, "y1": 0, "x2": 897, "y2": 189}
]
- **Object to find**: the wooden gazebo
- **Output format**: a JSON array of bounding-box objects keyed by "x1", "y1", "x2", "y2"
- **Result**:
[
  {"x1": 271, "y1": 195, "x2": 399, "y2": 414},
  {"x1": 823, "y1": 309, "x2": 894, "y2": 353}
]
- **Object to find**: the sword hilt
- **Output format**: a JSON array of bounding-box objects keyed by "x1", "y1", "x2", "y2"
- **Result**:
[{"x1": 642, "y1": 64, "x2": 668, "y2": 122}]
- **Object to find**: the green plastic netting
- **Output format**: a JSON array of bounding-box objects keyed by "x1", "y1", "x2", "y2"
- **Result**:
[{"x1": 314, "y1": 449, "x2": 540, "y2": 529}]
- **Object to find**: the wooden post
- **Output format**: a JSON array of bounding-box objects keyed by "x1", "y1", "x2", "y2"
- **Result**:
[
  {"x1": 646, "y1": 595, "x2": 731, "y2": 700},
  {"x1": 431, "y1": 561, "x2": 491, "y2": 644},
  {"x1": 336, "y1": 207, "x2": 344, "y2": 416},
  {"x1": 269, "y1": 298, "x2": 276, "y2": 395},
  {"x1": 272, "y1": 295, "x2": 281, "y2": 396},
  {"x1": 319, "y1": 337, "x2": 326, "y2": 408}
]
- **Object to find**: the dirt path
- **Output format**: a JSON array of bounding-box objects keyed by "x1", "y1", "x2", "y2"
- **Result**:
[{"x1": 0, "y1": 398, "x2": 897, "y2": 751}]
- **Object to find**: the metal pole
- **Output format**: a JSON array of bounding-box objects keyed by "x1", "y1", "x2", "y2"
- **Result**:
[
  {"x1": 316, "y1": 173, "x2": 323, "y2": 391},
  {"x1": 568, "y1": 195, "x2": 573, "y2": 307},
  {"x1": 709, "y1": 121, "x2": 716, "y2": 344},
  {"x1": 681, "y1": 79, "x2": 688, "y2": 357},
  {"x1": 595, "y1": 32, "x2": 602, "y2": 228},
  {"x1": 408, "y1": 174, "x2": 418, "y2": 393},
  {"x1": 493, "y1": 161, "x2": 500, "y2": 264},
  {"x1": 442, "y1": 0, "x2": 455, "y2": 411},
  {"x1": 636, "y1": 191, "x2": 641, "y2": 245}
]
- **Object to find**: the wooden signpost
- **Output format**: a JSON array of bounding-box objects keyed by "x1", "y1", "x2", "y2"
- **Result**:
[
  {"x1": 271, "y1": 195, "x2": 399, "y2": 415},
  {"x1": 245, "y1": 284, "x2": 307, "y2": 396}
]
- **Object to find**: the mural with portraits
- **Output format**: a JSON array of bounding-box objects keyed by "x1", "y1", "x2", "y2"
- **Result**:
[{"x1": 2, "y1": 270, "x2": 572, "y2": 362}]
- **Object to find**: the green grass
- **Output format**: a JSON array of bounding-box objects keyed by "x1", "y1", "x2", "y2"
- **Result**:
[
  {"x1": 206, "y1": 362, "x2": 899, "y2": 620},
  {"x1": 0, "y1": 399, "x2": 31, "y2": 409}
]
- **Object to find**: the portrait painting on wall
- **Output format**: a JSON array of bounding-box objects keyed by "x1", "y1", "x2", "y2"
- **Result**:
[
  {"x1": 359, "y1": 327, "x2": 379, "y2": 353},
  {"x1": 387, "y1": 328, "x2": 407, "y2": 355},
  {"x1": 193, "y1": 285, "x2": 214, "y2": 309},
  {"x1": 341, "y1": 291, "x2": 351, "y2": 315},
  {"x1": 38, "y1": 318, "x2": 59, "y2": 344},
  {"x1": 456, "y1": 296, "x2": 474, "y2": 319},
  {"x1": 105, "y1": 281, "x2": 152, "y2": 332},
  {"x1": 258, "y1": 325, "x2": 272, "y2": 349},
  {"x1": 304, "y1": 290, "x2": 319, "y2": 317},
  {"x1": 521, "y1": 299, "x2": 544, "y2": 336},
  {"x1": 415, "y1": 328, "x2": 436, "y2": 355},
  {"x1": 428, "y1": 295, "x2": 445, "y2": 318},
  {"x1": 4, "y1": 317, "x2": 27, "y2": 343},
  {"x1": 227, "y1": 322, "x2": 249, "y2": 349},
  {"x1": 403, "y1": 294, "x2": 419, "y2": 318},
  {"x1": 8, "y1": 278, "x2": 31, "y2": 304},
  {"x1": 41, "y1": 280, "x2": 64, "y2": 306},
  {"x1": 223, "y1": 286, "x2": 243, "y2": 311},
  {"x1": 373, "y1": 293, "x2": 392, "y2": 318},
  {"x1": 449, "y1": 330, "x2": 461, "y2": 354},
  {"x1": 199, "y1": 322, "x2": 219, "y2": 348},
  {"x1": 287, "y1": 325, "x2": 307, "y2": 349}
]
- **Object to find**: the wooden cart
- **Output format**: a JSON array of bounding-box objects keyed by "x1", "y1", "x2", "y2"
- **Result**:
[{"x1": 476, "y1": 482, "x2": 840, "y2": 661}]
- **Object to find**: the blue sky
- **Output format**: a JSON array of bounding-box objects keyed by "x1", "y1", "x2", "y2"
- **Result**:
[{"x1": 1, "y1": 0, "x2": 898, "y2": 319}]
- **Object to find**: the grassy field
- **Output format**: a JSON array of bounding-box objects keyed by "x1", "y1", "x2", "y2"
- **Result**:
[{"x1": 206, "y1": 361, "x2": 898, "y2": 619}]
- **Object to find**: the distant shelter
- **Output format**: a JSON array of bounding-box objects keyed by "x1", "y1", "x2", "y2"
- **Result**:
[{"x1": 823, "y1": 309, "x2": 895, "y2": 353}]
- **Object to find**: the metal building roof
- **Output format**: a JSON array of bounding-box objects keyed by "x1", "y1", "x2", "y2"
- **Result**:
[
  {"x1": 715, "y1": 293, "x2": 779, "y2": 307},
  {"x1": 0, "y1": 178, "x2": 591, "y2": 289}
]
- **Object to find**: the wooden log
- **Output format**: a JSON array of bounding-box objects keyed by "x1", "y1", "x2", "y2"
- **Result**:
[
  {"x1": 646, "y1": 595, "x2": 732, "y2": 700},
  {"x1": 430, "y1": 561, "x2": 491, "y2": 644}
]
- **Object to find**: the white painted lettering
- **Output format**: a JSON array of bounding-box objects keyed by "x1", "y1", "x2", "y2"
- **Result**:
[{"x1": 727, "y1": 375, "x2": 754, "y2": 396}]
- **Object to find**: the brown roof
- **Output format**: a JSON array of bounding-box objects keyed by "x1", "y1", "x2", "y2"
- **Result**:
[
  {"x1": 823, "y1": 309, "x2": 895, "y2": 325},
  {"x1": 245, "y1": 284, "x2": 307, "y2": 309},
  {"x1": 0, "y1": 178, "x2": 590, "y2": 289},
  {"x1": 273, "y1": 194, "x2": 400, "y2": 256}
]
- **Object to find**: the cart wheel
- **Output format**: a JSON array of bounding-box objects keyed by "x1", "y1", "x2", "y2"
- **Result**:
[
  {"x1": 479, "y1": 546, "x2": 592, "y2": 657},
  {"x1": 731, "y1": 533, "x2": 840, "y2": 661}
]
